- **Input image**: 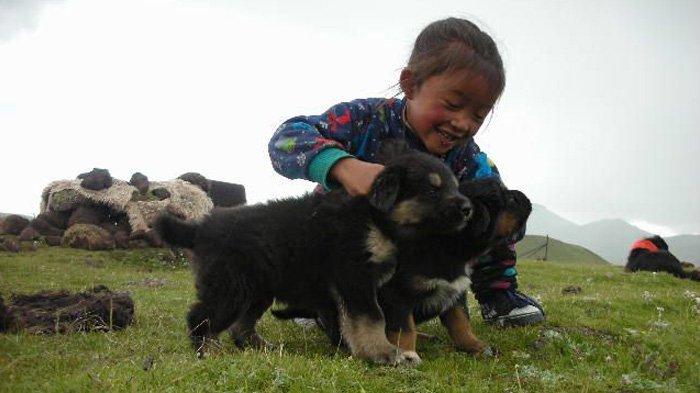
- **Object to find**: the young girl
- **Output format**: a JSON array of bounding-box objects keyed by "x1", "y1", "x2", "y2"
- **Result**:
[{"x1": 268, "y1": 17, "x2": 543, "y2": 327}]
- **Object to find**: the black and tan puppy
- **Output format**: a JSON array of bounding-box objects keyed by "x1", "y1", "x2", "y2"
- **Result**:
[
  {"x1": 380, "y1": 179, "x2": 532, "y2": 357},
  {"x1": 155, "y1": 149, "x2": 472, "y2": 365},
  {"x1": 275, "y1": 178, "x2": 532, "y2": 361},
  {"x1": 626, "y1": 235, "x2": 700, "y2": 281}
]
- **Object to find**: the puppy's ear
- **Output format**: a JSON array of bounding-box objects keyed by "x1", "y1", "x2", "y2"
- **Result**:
[{"x1": 369, "y1": 169, "x2": 400, "y2": 213}]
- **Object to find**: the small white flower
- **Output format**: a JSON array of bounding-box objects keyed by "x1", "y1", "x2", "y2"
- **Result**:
[
  {"x1": 650, "y1": 320, "x2": 670, "y2": 329},
  {"x1": 622, "y1": 374, "x2": 635, "y2": 385},
  {"x1": 543, "y1": 329, "x2": 562, "y2": 340},
  {"x1": 624, "y1": 328, "x2": 639, "y2": 336},
  {"x1": 683, "y1": 290, "x2": 698, "y2": 299}
]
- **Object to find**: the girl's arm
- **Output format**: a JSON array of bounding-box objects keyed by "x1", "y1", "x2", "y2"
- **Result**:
[{"x1": 268, "y1": 99, "x2": 378, "y2": 192}]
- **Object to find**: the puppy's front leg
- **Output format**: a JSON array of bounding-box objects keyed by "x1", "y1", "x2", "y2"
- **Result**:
[
  {"x1": 337, "y1": 292, "x2": 420, "y2": 365},
  {"x1": 385, "y1": 311, "x2": 417, "y2": 353},
  {"x1": 439, "y1": 304, "x2": 491, "y2": 356}
]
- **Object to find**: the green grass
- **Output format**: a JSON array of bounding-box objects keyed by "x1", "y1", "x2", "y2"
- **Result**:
[{"x1": 1, "y1": 247, "x2": 699, "y2": 392}]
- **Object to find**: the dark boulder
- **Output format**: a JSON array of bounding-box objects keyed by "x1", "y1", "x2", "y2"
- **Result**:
[
  {"x1": 18, "y1": 226, "x2": 40, "y2": 241},
  {"x1": 78, "y1": 168, "x2": 113, "y2": 191},
  {"x1": 67, "y1": 204, "x2": 111, "y2": 228},
  {"x1": 0, "y1": 237, "x2": 20, "y2": 252},
  {"x1": 38, "y1": 210, "x2": 70, "y2": 229},
  {"x1": 44, "y1": 236, "x2": 62, "y2": 247},
  {"x1": 1, "y1": 215, "x2": 30, "y2": 235},
  {"x1": 178, "y1": 172, "x2": 209, "y2": 192},
  {"x1": 151, "y1": 188, "x2": 171, "y2": 200},
  {"x1": 129, "y1": 172, "x2": 150, "y2": 194},
  {"x1": 31, "y1": 211, "x2": 70, "y2": 236},
  {"x1": 208, "y1": 180, "x2": 247, "y2": 207}
]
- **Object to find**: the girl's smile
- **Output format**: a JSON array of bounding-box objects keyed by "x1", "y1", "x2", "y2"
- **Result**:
[{"x1": 402, "y1": 70, "x2": 499, "y2": 156}]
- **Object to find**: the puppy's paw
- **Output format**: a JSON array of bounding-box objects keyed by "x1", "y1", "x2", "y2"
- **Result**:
[
  {"x1": 400, "y1": 350, "x2": 422, "y2": 365},
  {"x1": 364, "y1": 346, "x2": 421, "y2": 366}
]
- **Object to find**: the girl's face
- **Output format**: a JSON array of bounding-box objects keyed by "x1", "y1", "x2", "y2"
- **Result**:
[{"x1": 402, "y1": 70, "x2": 499, "y2": 156}]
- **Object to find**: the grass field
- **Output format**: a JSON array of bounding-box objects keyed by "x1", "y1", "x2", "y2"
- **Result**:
[{"x1": 1, "y1": 246, "x2": 699, "y2": 392}]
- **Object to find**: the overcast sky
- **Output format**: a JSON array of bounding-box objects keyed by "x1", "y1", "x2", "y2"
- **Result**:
[{"x1": 1, "y1": 0, "x2": 698, "y2": 236}]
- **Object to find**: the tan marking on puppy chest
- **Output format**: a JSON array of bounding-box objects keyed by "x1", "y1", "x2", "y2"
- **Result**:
[
  {"x1": 366, "y1": 225, "x2": 397, "y2": 263},
  {"x1": 389, "y1": 199, "x2": 424, "y2": 225},
  {"x1": 428, "y1": 173, "x2": 442, "y2": 188}
]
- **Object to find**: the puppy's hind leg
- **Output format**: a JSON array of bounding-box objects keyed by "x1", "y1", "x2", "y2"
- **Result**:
[
  {"x1": 187, "y1": 278, "x2": 250, "y2": 357},
  {"x1": 187, "y1": 301, "x2": 222, "y2": 357},
  {"x1": 228, "y1": 295, "x2": 273, "y2": 349}
]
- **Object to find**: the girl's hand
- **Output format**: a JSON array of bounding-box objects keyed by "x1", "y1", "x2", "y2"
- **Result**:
[{"x1": 330, "y1": 158, "x2": 385, "y2": 196}]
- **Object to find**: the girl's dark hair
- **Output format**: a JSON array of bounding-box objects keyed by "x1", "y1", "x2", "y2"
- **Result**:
[{"x1": 405, "y1": 17, "x2": 505, "y2": 97}]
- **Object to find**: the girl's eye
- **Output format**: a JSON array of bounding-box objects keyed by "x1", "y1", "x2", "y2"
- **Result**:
[
  {"x1": 444, "y1": 101, "x2": 461, "y2": 111},
  {"x1": 474, "y1": 111, "x2": 490, "y2": 122}
]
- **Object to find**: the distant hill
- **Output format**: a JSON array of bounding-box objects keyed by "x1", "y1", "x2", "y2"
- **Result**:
[
  {"x1": 516, "y1": 235, "x2": 609, "y2": 265},
  {"x1": 526, "y1": 204, "x2": 700, "y2": 265}
]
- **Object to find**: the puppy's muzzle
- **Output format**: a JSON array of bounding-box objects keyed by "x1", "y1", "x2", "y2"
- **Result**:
[{"x1": 455, "y1": 195, "x2": 474, "y2": 229}]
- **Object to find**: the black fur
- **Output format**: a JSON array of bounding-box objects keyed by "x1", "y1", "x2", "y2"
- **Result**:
[
  {"x1": 276, "y1": 178, "x2": 533, "y2": 359},
  {"x1": 626, "y1": 235, "x2": 699, "y2": 281},
  {"x1": 155, "y1": 148, "x2": 472, "y2": 365}
]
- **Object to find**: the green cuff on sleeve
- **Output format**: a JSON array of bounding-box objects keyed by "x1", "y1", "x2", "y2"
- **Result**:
[{"x1": 308, "y1": 148, "x2": 354, "y2": 191}]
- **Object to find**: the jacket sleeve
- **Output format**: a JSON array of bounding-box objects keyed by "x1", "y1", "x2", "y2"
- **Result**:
[
  {"x1": 268, "y1": 100, "x2": 374, "y2": 189},
  {"x1": 455, "y1": 140, "x2": 502, "y2": 184}
]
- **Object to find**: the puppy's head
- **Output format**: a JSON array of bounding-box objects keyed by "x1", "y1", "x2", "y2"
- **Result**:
[
  {"x1": 458, "y1": 178, "x2": 532, "y2": 245},
  {"x1": 368, "y1": 148, "x2": 472, "y2": 238},
  {"x1": 647, "y1": 235, "x2": 669, "y2": 251}
]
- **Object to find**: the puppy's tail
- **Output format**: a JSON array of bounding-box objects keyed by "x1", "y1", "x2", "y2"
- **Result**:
[{"x1": 153, "y1": 213, "x2": 198, "y2": 249}]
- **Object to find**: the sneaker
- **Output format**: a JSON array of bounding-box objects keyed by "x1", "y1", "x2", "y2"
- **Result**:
[
  {"x1": 479, "y1": 290, "x2": 545, "y2": 327},
  {"x1": 293, "y1": 317, "x2": 318, "y2": 329}
]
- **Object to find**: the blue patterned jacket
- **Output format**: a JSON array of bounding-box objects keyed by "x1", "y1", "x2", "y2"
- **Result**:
[{"x1": 268, "y1": 97, "x2": 500, "y2": 191}]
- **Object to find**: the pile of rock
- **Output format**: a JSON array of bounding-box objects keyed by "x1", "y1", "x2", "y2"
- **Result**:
[{"x1": 0, "y1": 168, "x2": 246, "y2": 252}]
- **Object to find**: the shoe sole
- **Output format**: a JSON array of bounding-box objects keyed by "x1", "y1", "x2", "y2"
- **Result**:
[{"x1": 487, "y1": 312, "x2": 545, "y2": 328}]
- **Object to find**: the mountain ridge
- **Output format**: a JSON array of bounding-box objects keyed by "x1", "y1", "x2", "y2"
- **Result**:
[{"x1": 526, "y1": 204, "x2": 700, "y2": 265}]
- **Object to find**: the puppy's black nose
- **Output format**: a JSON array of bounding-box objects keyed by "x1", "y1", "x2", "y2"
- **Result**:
[{"x1": 459, "y1": 197, "x2": 473, "y2": 220}]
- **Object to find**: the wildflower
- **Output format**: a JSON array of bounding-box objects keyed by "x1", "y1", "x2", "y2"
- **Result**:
[
  {"x1": 624, "y1": 328, "x2": 640, "y2": 336},
  {"x1": 650, "y1": 320, "x2": 670, "y2": 329},
  {"x1": 511, "y1": 350, "x2": 531, "y2": 360}
]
